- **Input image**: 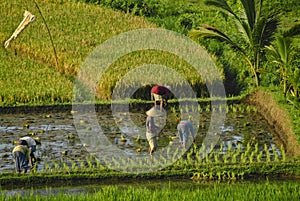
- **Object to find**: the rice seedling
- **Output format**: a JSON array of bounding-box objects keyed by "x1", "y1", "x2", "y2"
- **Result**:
[
  {"x1": 232, "y1": 104, "x2": 237, "y2": 113},
  {"x1": 61, "y1": 161, "x2": 70, "y2": 174},
  {"x1": 205, "y1": 104, "x2": 211, "y2": 112},
  {"x1": 85, "y1": 156, "x2": 94, "y2": 170},
  {"x1": 214, "y1": 153, "x2": 220, "y2": 163},
  {"x1": 280, "y1": 145, "x2": 286, "y2": 161},
  {"x1": 249, "y1": 151, "x2": 255, "y2": 163},
  {"x1": 231, "y1": 152, "x2": 237, "y2": 163},
  {"x1": 51, "y1": 159, "x2": 60, "y2": 172},
  {"x1": 264, "y1": 144, "x2": 271, "y2": 162},
  {"x1": 257, "y1": 151, "x2": 263, "y2": 162},
  {"x1": 272, "y1": 144, "x2": 280, "y2": 162}
]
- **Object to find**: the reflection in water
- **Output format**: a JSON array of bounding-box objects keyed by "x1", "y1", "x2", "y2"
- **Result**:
[{"x1": 0, "y1": 108, "x2": 282, "y2": 173}]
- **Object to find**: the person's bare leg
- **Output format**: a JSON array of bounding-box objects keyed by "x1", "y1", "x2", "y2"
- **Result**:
[{"x1": 160, "y1": 100, "x2": 163, "y2": 111}]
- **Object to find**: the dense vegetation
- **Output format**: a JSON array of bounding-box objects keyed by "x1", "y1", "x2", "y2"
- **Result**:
[{"x1": 80, "y1": 0, "x2": 300, "y2": 99}]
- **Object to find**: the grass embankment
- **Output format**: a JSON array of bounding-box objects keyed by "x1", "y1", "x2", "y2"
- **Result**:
[
  {"x1": 1, "y1": 161, "x2": 300, "y2": 186},
  {"x1": 246, "y1": 89, "x2": 300, "y2": 156}
]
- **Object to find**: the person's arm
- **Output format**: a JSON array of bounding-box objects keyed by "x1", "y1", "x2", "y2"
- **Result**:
[
  {"x1": 146, "y1": 117, "x2": 150, "y2": 131},
  {"x1": 25, "y1": 146, "x2": 32, "y2": 166},
  {"x1": 146, "y1": 117, "x2": 154, "y2": 133},
  {"x1": 154, "y1": 124, "x2": 161, "y2": 136}
]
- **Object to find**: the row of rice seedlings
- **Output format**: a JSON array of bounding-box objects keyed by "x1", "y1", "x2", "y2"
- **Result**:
[
  {"x1": 181, "y1": 142, "x2": 285, "y2": 168},
  {"x1": 225, "y1": 104, "x2": 257, "y2": 114},
  {"x1": 38, "y1": 142, "x2": 284, "y2": 174},
  {"x1": 168, "y1": 103, "x2": 258, "y2": 115},
  {"x1": 191, "y1": 170, "x2": 245, "y2": 181},
  {"x1": 41, "y1": 154, "x2": 107, "y2": 173}
]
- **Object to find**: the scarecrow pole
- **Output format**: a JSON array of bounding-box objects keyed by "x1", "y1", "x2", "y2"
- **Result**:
[
  {"x1": 4, "y1": 1, "x2": 59, "y2": 72},
  {"x1": 34, "y1": 0, "x2": 59, "y2": 71}
]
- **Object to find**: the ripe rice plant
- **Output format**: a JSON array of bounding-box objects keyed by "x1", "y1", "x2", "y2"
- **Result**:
[{"x1": 0, "y1": 0, "x2": 221, "y2": 104}]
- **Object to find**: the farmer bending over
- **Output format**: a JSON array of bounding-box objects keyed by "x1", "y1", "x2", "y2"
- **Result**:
[
  {"x1": 19, "y1": 136, "x2": 41, "y2": 166},
  {"x1": 177, "y1": 120, "x2": 195, "y2": 148},
  {"x1": 12, "y1": 140, "x2": 31, "y2": 173}
]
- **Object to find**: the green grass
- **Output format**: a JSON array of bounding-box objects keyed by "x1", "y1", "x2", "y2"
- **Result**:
[
  {"x1": 2, "y1": 180, "x2": 300, "y2": 201},
  {"x1": 0, "y1": 0, "x2": 156, "y2": 75}
]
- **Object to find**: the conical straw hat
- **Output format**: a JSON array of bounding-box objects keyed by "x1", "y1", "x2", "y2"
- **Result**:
[{"x1": 146, "y1": 107, "x2": 162, "y2": 117}]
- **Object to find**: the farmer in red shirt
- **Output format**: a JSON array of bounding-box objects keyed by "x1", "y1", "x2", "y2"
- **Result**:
[{"x1": 150, "y1": 85, "x2": 170, "y2": 110}]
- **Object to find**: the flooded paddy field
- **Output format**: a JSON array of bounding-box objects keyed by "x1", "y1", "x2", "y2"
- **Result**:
[{"x1": 0, "y1": 104, "x2": 283, "y2": 173}]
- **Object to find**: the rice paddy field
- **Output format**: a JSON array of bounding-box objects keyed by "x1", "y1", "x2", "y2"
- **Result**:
[
  {"x1": 1, "y1": 0, "x2": 300, "y2": 200},
  {"x1": 0, "y1": 104, "x2": 286, "y2": 173},
  {"x1": 1, "y1": 103, "x2": 300, "y2": 201}
]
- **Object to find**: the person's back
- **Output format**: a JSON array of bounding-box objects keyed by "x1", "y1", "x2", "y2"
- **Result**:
[
  {"x1": 19, "y1": 136, "x2": 40, "y2": 166},
  {"x1": 177, "y1": 120, "x2": 195, "y2": 148},
  {"x1": 12, "y1": 144, "x2": 29, "y2": 155},
  {"x1": 19, "y1": 136, "x2": 36, "y2": 148},
  {"x1": 12, "y1": 140, "x2": 30, "y2": 173}
]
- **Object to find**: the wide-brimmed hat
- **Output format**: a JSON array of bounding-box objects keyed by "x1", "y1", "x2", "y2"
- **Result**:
[{"x1": 146, "y1": 107, "x2": 162, "y2": 117}]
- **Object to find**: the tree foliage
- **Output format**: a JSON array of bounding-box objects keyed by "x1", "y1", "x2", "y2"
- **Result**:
[{"x1": 188, "y1": 0, "x2": 280, "y2": 87}]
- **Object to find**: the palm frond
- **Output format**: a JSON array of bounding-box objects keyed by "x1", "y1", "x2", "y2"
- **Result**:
[
  {"x1": 282, "y1": 23, "x2": 300, "y2": 38},
  {"x1": 204, "y1": 0, "x2": 239, "y2": 20},
  {"x1": 240, "y1": 0, "x2": 257, "y2": 30},
  {"x1": 265, "y1": 45, "x2": 281, "y2": 64},
  {"x1": 254, "y1": 11, "x2": 279, "y2": 48},
  {"x1": 266, "y1": 35, "x2": 293, "y2": 66},
  {"x1": 189, "y1": 24, "x2": 244, "y2": 53},
  {"x1": 239, "y1": 20, "x2": 252, "y2": 45},
  {"x1": 276, "y1": 35, "x2": 293, "y2": 64}
]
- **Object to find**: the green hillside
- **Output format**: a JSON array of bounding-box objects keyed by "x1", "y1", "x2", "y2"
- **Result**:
[
  {"x1": 0, "y1": 0, "x2": 157, "y2": 105},
  {"x1": 0, "y1": 0, "x2": 299, "y2": 106}
]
